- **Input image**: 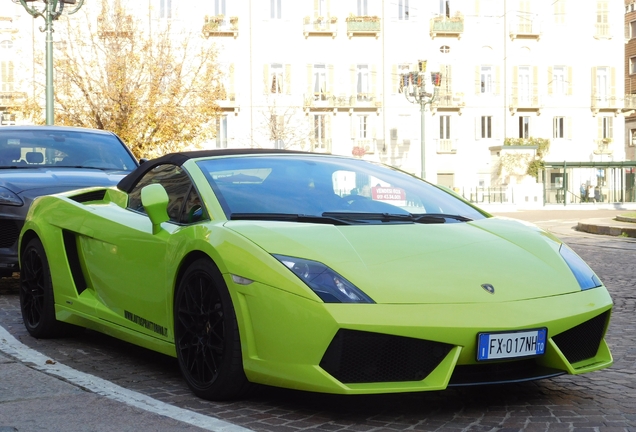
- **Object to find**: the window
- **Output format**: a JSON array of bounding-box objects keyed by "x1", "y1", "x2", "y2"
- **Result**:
[
  {"x1": 398, "y1": 64, "x2": 412, "y2": 94},
  {"x1": 596, "y1": 0, "x2": 609, "y2": 37},
  {"x1": 0, "y1": 40, "x2": 13, "y2": 92},
  {"x1": 357, "y1": 115, "x2": 369, "y2": 139},
  {"x1": 127, "y1": 165, "x2": 207, "y2": 224},
  {"x1": 356, "y1": 64, "x2": 370, "y2": 100},
  {"x1": 519, "y1": 116, "x2": 530, "y2": 138},
  {"x1": 313, "y1": 64, "x2": 327, "y2": 100},
  {"x1": 439, "y1": 115, "x2": 451, "y2": 139},
  {"x1": 552, "y1": 66, "x2": 567, "y2": 95},
  {"x1": 357, "y1": 0, "x2": 368, "y2": 15},
  {"x1": 314, "y1": 0, "x2": 327, "y2": 16},
  {"x1": 480, "y1": 66, "x2": 493, "y2": 94},
  {"x1": 439, "y1": 0, "x2": 450, "y2": 17},
  {"x1": 271, "y1": 0, "x2": 282, "y2": 19},
  {"x1": 553, "y1": 0, "x2": 566, "y2": 24},
  {"x1": 314, "y1": 114, "x2": 329, "y2": 150},
  {"x1": 518, "y1": 66, "x2": 531, "y2": 104},
  {"x1": 398, "y1": 0, "x2": 410, "y2": 20},
  {"x1": 553, "y1": 117, "x2": 565, "y2": 138},
  {"x1": 481, "y1": 116, "x2": 492, "y2": 139},
  {"x1": 214, "y1": 0, "x2": 226, "y2": 16},
  {"x1": 631, "y1": 21, "x2": 636, "y2": 39},
  {"x1": 631, "y1": 58, "x2": 636, "y2": 75},
  {"x1": 216, "y1": 115, "x2": 228, "y2": 149},
  {"x1": 595, "y1": 67, "x2": 609, "y2": 102},
  {"x1": 159, "y1": 0, "x2": 172, "y2": 19},
  {"x1": 270, "y1": 115, "x2": 285, "y2": 148},
  {"x1": 270, "y1": 63, "x2": 284, "y2": 94},
  {"x1": 440, "y1": 45, "x2": 450, "y2": 54},
  {"x1": 630, "y1": 129, "x2": 636, "y2": 146},
  {"x1": 600, "y1": 116, "x2": 613, "y2": 139}
]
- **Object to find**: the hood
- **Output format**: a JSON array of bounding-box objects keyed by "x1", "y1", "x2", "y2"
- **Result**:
[
  {"x1": 225, "y1": 217, "x2": 581, "y2": 305},
  {"x1": 0, "y1": 168, "x2": 129, "y2": 197}
]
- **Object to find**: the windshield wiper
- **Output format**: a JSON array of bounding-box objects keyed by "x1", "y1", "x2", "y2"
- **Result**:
[
  {"x1": 230, "y1": 213, "x2": 355, "y2": 225},
  {"x1": 322, "y1": 212, "x2": 413, "y2": 223},
  {"x1": 412, "y1": 213, "x2": 473, "y2": 223}
]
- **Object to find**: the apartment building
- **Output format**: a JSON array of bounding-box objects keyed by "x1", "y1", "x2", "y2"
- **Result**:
[{"x1": 1, "y1": 0, "x2": 630, "y2": 196}]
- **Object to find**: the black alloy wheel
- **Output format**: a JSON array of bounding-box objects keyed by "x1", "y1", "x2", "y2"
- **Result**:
[
  {"x1": 174, "y1": 258, "x2": 249, "y2": 400},
  {"x1": 20, "y1": 238, "x2": 69, "y2": 338}
]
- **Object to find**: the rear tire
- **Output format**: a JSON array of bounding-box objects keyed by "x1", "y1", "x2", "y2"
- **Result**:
[
  {"x1": 19, "y1": 237, "x2": 74, "y2": 338},
  {"x1": 174, "y1": 258, "x2": 250, "y2": 400}
]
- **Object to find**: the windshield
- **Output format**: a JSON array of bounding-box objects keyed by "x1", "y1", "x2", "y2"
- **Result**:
[
  {"x1": 0, "y1": 129, "x2": 137, "y2": 170},
  {"x1": 197, "y1": 155, "x2": 487, "y2": 222}
]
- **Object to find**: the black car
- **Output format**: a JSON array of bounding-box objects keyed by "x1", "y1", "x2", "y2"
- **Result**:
[{"x1": 0, "y1": 125, "x2": 139, "y2": 276}]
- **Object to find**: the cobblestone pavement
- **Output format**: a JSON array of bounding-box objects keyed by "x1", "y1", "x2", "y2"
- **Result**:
[{"x1": 1, "y1": 225, "x2": 635, "y2": 432}]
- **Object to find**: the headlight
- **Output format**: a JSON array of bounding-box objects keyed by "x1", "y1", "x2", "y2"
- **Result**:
[
  {"x1": 273, "y1": 254, "x2": 374, "y2": 303},
  {"x1": 0, "y1": 187, "x2": 23, "y2": 206},
  {"x1": 559, "y1": 244, "x2": 602, "y2": 290}
]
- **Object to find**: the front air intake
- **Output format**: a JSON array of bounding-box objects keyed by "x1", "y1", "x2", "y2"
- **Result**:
[
  {"x1": 552, "y1": 311, "x2": 610, "y2": 364},
  {"x1": 320, "y1": 329, "x2": 453, "y2": 383}
]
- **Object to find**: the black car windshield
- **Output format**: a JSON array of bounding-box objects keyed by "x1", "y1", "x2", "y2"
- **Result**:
[
  {"x1": 197, "y1": 155, "x2": 487, "y2": 223},
  {"x1": 0, "y1": 129, "x2": 137, "y2": 170}
]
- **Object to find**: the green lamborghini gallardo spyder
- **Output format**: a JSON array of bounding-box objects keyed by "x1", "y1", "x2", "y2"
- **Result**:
[{"x1": 18, "y1": 149, "x2": 613, "y2": 400}]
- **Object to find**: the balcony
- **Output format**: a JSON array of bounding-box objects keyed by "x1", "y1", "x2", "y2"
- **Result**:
[
  {"x1": 0, "y1": 16, "x2": 17, "y2": 34},
  {"x1": 346, "y1": 16, "x2": 380, "y2": 38},
  {"x1": 303, "y1": 93, "x2": 382, "y2": 114},
  {"x1": 310, "y1": 138, "x2": 332, "y2": 153},
  {"x1": 431, "y1": 91, "x2": 464, "y2": 114},
  {"x1": 594, "y1": 138, "x2": 613, "y2": 155},
  {"x1": 509, "y1": 94, "x2": 542, "y2": 114},
  {"x1": 429, "y1": 14, "x2": 464, "y2": 39},
  {"x1": 303, "y1": 16, "x2": 337, "y2": 38},
  {"x1": 590, "y1": 94, "x2": 620, "y2": 116},
  {"x1": 0, "y1": 91, "x2": 26, "y2": 109},
  {"x1": 509, "y1": 15, "x2": 541, "y2": 40},
  {"x1": 202, "y1": 15, "x2": 239, "y2": 38},
  {"x1": 594, "y1": 23, "x2": 611, "y2": 39},
  {"x1": 436, "y1": 138, "x2": 457, "y2": 154},
  {"x1": 352, "y1": 139, "x2": 376, "y2": 155},
  {"x1": 97, "y1": 14, "x2": 133, "y2": 38},
  {"x1": 217, "y1": 89, "x2": 239, "y2": 115}
]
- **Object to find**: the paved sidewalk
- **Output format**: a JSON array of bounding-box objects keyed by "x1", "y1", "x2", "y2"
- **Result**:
[{"x1": 576, "y1": 214, "x2": 636, "y2": 237}]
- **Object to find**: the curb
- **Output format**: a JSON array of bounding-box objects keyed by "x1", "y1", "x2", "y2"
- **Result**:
[{"x1": 577, "y1": 221, "x2": 636, "y2": 238}]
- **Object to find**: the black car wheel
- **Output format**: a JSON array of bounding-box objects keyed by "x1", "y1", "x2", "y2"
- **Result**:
[
  {"x1": 174, "y1": 258, "x2": 250, "y2": 400},
  {"x1": 20, "y1": 237, "x2": 73, "y2": 338}
]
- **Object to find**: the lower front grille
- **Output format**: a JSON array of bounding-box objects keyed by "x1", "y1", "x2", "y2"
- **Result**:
[
  {"x1": 552, "y1": 311, "x2": 610, "y2": 364},
  {"x1": 0, "y1": 219, "x2": 21, "y2": 248},
  {"x1": 320, "y1": 329, "x2": 453, "y2": 384},
  {"x1": 449, "y1": 359, "x2": 564, "y2": 386}
]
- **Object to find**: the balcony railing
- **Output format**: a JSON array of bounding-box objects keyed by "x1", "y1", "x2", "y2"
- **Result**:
[
  {"x1": 303, "y1": 93, "x2": 382, "y2": 110},
  {"x1": 429, "y1": 14, "x2": 464, "y2": 39},
  {"x1": 624, "y1": 94, "x2": 636, "y2": 109},
  {"x1": 595, "y1": 22, "x2": 611, "y2": 39},
  {"x1": 352, "y1": 139, "x2": 376, "y2": 155},
  {"x1": 97, "y1": 14, "x2": 133, "y2": 38},
  {"x1": 436, "y1": 138, "x2": 457, "y2": 153},
  {"x1": 0, "y1": 91, "x2": 27, "y2": 108},
  {"x1": 311, "y1": 138, "x2": 332, "y2": 153},
  {"x1": 303, "y1": 16, "x2": 337, "y2": 38},
  {"x1": 432, "y1": 91, "x2": 465, "y2": 108},
  {"x1": 0, "y1": 16, "x2": 17, "y2": 33},
  {"x1": 594, "y1": 139, "x2": 613, "y2": 155},
  {"x1": 509, "y1": 15, "x2": 541, "y2": 39},
  {"x1": 203, "y1": 15, "x2": 239, "y2": 38},
  {"x1": 346, "y1": 16, "x2": 380, "y2": 38},
  {"x1": 590, "y1": 94, "x2": 619, "y2": 109}
]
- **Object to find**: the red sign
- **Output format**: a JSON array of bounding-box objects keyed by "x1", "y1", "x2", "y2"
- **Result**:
[{"x1": 372, "y1": 187, "x2": 405, "y2": 201}]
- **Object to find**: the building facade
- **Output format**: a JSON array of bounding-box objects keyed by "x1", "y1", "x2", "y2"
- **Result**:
[{"x1": 1, "y1": 0, "x2": 630, "y2": 198}]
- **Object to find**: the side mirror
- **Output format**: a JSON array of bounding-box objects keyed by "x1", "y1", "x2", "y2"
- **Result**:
[{"x1": 141, "y1": 184, "x2": 169, "y2": 234}]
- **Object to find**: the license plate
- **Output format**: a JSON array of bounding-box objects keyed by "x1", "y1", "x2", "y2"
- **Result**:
[{"x1": 477, "y1": 328, "x2": 547, "y2": 361}]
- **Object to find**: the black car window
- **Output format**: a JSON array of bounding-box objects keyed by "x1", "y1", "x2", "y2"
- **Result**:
[{"x1": 127, "y1": 164, "x2": 207, "y2": 224}]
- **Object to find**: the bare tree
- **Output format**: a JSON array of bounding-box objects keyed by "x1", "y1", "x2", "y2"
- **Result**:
[
  {"x1": 255, "y1": 97, "x2": 312, "y2": 150},
  {"x1": 24, "y1": 5, "x2": 224, "y2": 159}
]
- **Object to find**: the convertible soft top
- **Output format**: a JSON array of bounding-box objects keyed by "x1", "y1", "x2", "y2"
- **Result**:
[{"x1": 117, "y1": 148, "x2": 308, "y2": 192}]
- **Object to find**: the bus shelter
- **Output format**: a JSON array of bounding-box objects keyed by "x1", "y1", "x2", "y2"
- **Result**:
[{"x1": 542, "y1": 161, "x2": 636, "y2": 205}]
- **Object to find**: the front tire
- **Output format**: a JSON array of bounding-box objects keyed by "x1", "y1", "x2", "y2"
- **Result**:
[
  {"x1": 174, "y1": 258, "x2": 250, "y2": 400},
  {"x1": 19, "y1": 237, "x2": 71, "y2": 338}
]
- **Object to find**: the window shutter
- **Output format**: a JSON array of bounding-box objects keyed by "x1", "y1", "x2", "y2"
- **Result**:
[
  {"x1": 608, "y1": 116, "x2": 613, "y2": 138},
  {"x1": 350, "y1": 64, "x2": 356, "y2": 95},
  {"x1": 442, "y1": 64, "x2": 452, "y2": 93},
  {"x1": 495, "y1": 66, "x2": 501, "y2": 95},
  {"x1": 229, "y1": 63, "x2": 235, "y2": 100},
  {"x1": 350, "y1": 115, "x2": 356, "y2": 139},
  {"x1": 610, "y1": 66, "x2": 616, "y2": 103},
  {"x1": 392, "y1": 64, "x2": 398, "y2": 94},
  {"x1": 512, "y1": 66, "x2": 518, "y2": 100},
  {"x1": 547, "y1": 66, "x2": 553, "y2": 96},
  {"x1": 371, "y1": 64, "x2": 377, "y2": 99},
  {"x1": 307, "y1": 64, "x2": 313, "y2": 96},
  {"x1": 475, "y1": 0, "x2": 480, "y2": 16},
  {"x1": 494, "y1": 116, "x2": 500, "y2": 139},
  {"x1": 566, "y1": 117, "x2": 572, "y2": 139},
  {"x1": 475, "y1": 66, "x2": 481, "y2": 94},
  {"x1": 532, "y1": 66, "x2": 538, "y2": 100},
  {"x1": 328, "y1": 64, "x2": 334, "y2": 96},
  {"x1": 591, "y1": 66, "x2": 597, "y2": 100},
  {"x1": 285, "y1": 64, "x2": 292, "y2": 95},
  {"x1": 313, "y1": 0, "x2": 319, "y2": 17},
  {"x1": 597, "y1": 116, "x2": 603, "y2": 139},
  {"x1": 263, "y1": 64, "x2": 270, "y2": 94},
  {"x1": 567, "y1": 66, "x2": 573, "y2": 96},
  {"x1": 475, "y1": 116, "x2": 481, "y2": 140}
]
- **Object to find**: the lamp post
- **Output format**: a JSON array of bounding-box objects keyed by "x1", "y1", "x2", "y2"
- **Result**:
[
  {"x1": 404, "y1": 61, "x2": 442, "y2": 181},
  {"x1": 15, "y1": 0, "x2": 85, "y2": 125}
]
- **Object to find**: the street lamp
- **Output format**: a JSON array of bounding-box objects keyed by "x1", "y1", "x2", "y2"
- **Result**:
[
  {"x1": 14, "y1": 0, "x2": 85, "y2": 125},
  {"x1": 403, "y1": 60, "x2": 442, "y2": 181}
]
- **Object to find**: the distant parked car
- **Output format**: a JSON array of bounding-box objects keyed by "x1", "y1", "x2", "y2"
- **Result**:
[{"x1": 0, "y1": 125, "x2": 138, "y2": 276}]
